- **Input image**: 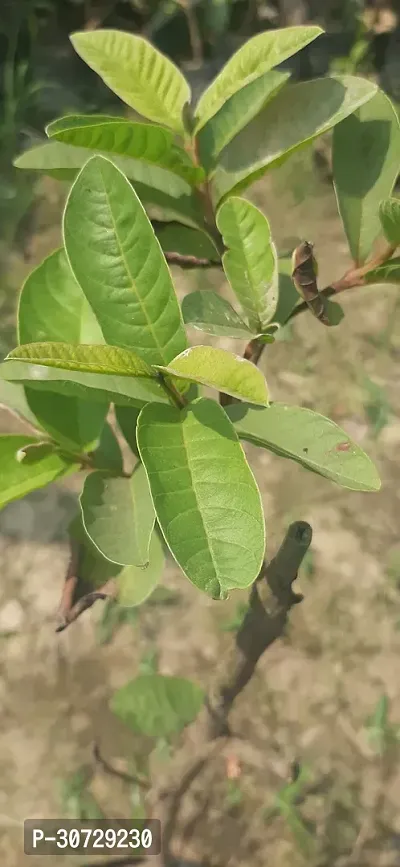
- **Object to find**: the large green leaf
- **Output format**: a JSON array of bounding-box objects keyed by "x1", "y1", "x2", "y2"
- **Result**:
[
  {"x1": 379, "y1": 197, "x2": 400, "y2": 246},
  {"x1": 70, "y1": 30, "x2": 190, "y2": 136},
  {"x1": 8, "y1": 342, "x2": 155, "y2": 378},
  {"x1": 63, "y1": 156, "x2": 187, "y2": 364},
  {"x1": 182, "y1": 290, "x2": 253, "y2": 338},
  {"x1": 332, "y1": 90, "x2": 400, "y2": 264},
  {"x1": 118, "y1": 530, "x2": 165, "y2": 607},
  {"x1": 80, "y1": 464, "x2": 155, "y2": 566},
  {"x1": 198, "y1": 70, "x2": 290, "y2": 174},
  {"x1": 47, "y1": 115, "x2": 202, "y2": 185},
  {"x1": 158, "y1": 346, "x2": 268, "y2": 405},
  {"x1": 137, "y1": 397, "x2": 265, "y2": 598},
  {"x1": 14, "y1": 143, "x2": 203, "y2": 228},
  {"x1": 110, "y1": 673, "x2": 204, "y2": 736},
  {"x1": 18, "y1": 247, "x2": 107, "y2": 452},
  {"x1": 212, "y1": 76, "x2": 378, "y2": 203},
  {"x1": 0, "y1": 435, "x2": 77, "y2": 509},
  {"x1": 25, "y1": 390, "x2": 108, "y2": 452},
  {"x1": 227, "y1": 403, "x2": 381, "y2": 492},
  {"x1": 216, "y1": 197, "x2": 278, "y2": 330},
  {"x1": 0, "y1": 360, "x2": 168, "y2": 407},
  {"x1": 194, "y1": 26, "x2": 323, "y2": 132},
  {"x1": 365, "y1": 257, "x2": 400, "y2": 285},
  {"x1": 155, "y1": 223, "x2": 220, "y2": 262}
]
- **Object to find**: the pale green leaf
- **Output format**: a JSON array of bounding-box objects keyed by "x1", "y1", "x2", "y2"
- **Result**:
[
  {"x1": 216, "y1": 197, "x2": 278, "y2": 330},
  {"x1": 0, "y1": 435, "x2": 77, "y2": 508},
  {"x1": 110, "y1": 673, "x2": 204, "y2": 736},
  {"x1": 333, "y1": 90, "x2": 400, "y2": 264},
  {"x1": 0, "y1": 360, "x2": 168, "y2": 408},
  {"x1": 137, "y1": 397, "x2": 265, "y2": 598},
  {"x1": 158, "y1": 346, "x2": 268, "y2": 405},
  {"x1": 198, "y1": 70, "x2": 290, "y2": 173},
  {"x1": 14, "y1": 143, "x2": 203, "y2": 228},
  {"x1": 227, "y1": 403, "x2": 381, "y2": 492},
  {"x1": 7, "y1": 342, "x2": 155, "y2": 378},
  {"x1": 212, "y1": 76, "x2": 378, "y2": 203},
  {"x1": 379, "y1": 197, "x2": 400, "y2": 246},
  {"x1": 70, "y1": 30, "x2": 190, "y2": 135},
  {"x1": 155, "y1": 223, "x2": 220, "y2": 262},
  {"x1": 80, "y1": 465, "x2": 155, "y2": 566},
  {"x1": 25, "y1": 390, "x2": 108, "y2": 452},
  {"x1": 365, "y1": 257, "x2": 400, "y2": 285},
  {"x1": 47, "y1": 115, "x2": 202, "y2": 184},
  {"x1": 118, "y1": 531, "x2": 165, "y2": 607},
  {"x1": 194, "y1": 26, "x2": 323, "y2": 132},
  {"x1": 63, "y1": 156, "x2": 187, "y2": 364},
  {"x1": 182, "y1": 291, "x2": 253, "y2": 338}
]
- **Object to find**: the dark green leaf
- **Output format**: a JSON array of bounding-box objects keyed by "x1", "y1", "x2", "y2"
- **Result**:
[
  {"x1": 155, "y1": 223, "x2": 220, "y2": 262},
  {"x1": 90, "y1": 422, "x2": 124, "y2": 474},
  {"x1": 137, "y1": 397, "x2": 265, "y2": 598},
  {"x1": 365, "y1": 257, "x2": 400, "y2": 284},
  {"x1": 115, "y1": 405, "x2": 140, "y2": 456},
  {"x1": 110, "y1": 673, "x2": 204, "y2": 736},
  {"x1": 379, "y1": 197, "x2": 400, "y2": 246},
  {"x1": 25, "y1": 390, "x2": 108, "y2": 452},
  {"x1": 182, "y1": 291, "x2": 253, "y2": 338}
]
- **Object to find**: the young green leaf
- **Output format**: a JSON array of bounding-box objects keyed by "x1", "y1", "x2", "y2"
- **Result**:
[
  {"x1": 333, "y1": 90, "x2": 400, "y2": 264},
  {"x1": 198, "y1": 70, "x2": 290, "y2": 173},
  {"x1": 212, "y1": 76, "x2": 378, "y2": 203},
  {"x1": 110, "y1": 674, "x2": 204, "y2": 737},
  {"x1": 70, "y1": 30, "x2": 190, "y2": 136},
  {"x1": 155, "y1": 224, "x2": 220, "y2": 262},
  {"x1": 227, "y1": 403, "x2": 381, "y2": 492},
  {"x1": 25, "y1": 390, "x2": 108, "y2": 452},
  {"x1": 63, "y1": 156, "x2": 187, "y2": 364},
  {"x1": 0, "y1": 435, "x2": 77, "y2": 509},
  {"x1": 137, "y1": 397, "x2": 265, "y2": 599},
  {"x1": 194, "y1": 26, "x2": 323, "y2": 132},
  {"x1": 158, "y1": 346, "x2": 268, "y2": 405},
  {"x1": 182, "y1": 291, "x2": 253, "y2": 338},
  {"x1": 47, "y1": 115, "x2": 203, "y2": 185},
  {"x1": 217, "y1": 197, "x2": 278, "y2": 330},
  {"x1": 14, "y1": 142, "x2": 203, "y2": 229},
  {"x1": 379, "y1": 197, "x2": 400, "y2": 247},
  {"x1": 7, "y1": 342, "x2": 155, "y2": 378},
  {"x1": 365, "y1": 257, "x2": 400, "y2": 285},
  {"x1": 0, "y1": 360, "x2": 168, "y2": 408},
  {"x1": 80, "y1": 465, "x2": 156, "y2": 566},
  {"x1": 118, "y1": 531, "x2": 165, "y2": 607}
]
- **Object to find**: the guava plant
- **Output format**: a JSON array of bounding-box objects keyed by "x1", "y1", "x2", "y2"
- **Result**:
[{"x1": 1, "y1": 26, "x2": 399, "y2": 743}]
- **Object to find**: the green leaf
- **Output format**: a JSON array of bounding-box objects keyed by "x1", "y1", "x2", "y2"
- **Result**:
[
  {"x1": 110, "y1": 673, "x2": 204, "y2": 737},
  {"x1": 80, "y1": 465, "x2": 156, "y2": 566},
  {"x1": 70, "y1": 514, "x2": 121, "y2": 589},
  {"x1": 379, "y1": 197, "x2": 400, "y2": 246},
  {"x1": 216, "y1": 197, "x2": 278, "y2": 330},
  {"x1": 25, "y1": 390, "x2": 108, "y2": 452},
  {"x1": 0, "y1": 435, "x2": 77, "y2": 509},
  {"x1": 115, "y1": 405, "x2": 140, "y2": 456},
  {"x1": 0, "y1": 360, "x2": 168, "y2": 408},
  {"x1": 63, "y1": 155, "x2": 187, "y2": 364},
  {"x1": 70, "y1": 29, "x2": 190, "y2": 136},
  {"x1": 332, "y1": 90, "x2": 400, "y2": 264},
  {"x1": 194, "y1": 26, "x2": 323, "y2": 132},
  {"x1": 47, "y1": 115, "x2": 202, "y2": 185},
  {"x1": 365, "y1": 257, "x2": 400, "y2": 285},
  {"x1": 18, "y1": 247, "x2": 107, "y2": 452},
  {"x1": 91, "y1": 422, "x2": 124, "y2": 474},
  {"x1": 227, "y1": 403, "x2": 381, "y2": 492},
  {"x1": 212, "y1": 76, "x2": 378, "y2": 203},
  {"x1": 182, "y1": 291, "x2": 253, "y2": 338},
  {"x1": 8, "y1": 342, "x2": 155, "y2": 378},
  {"x1": 198, "y1": 70, "x2": 290, "y2": 174},
  {"x1": 155, "y1": 223, "x2": 220, "y2": 262},
  {"x1": 18, "y1": 248, "x2": 103, "y2": 346},
  {"x1": 14, "y1": 143, "x2": 203, "y2": 229},
  {"x1": 137, "y1": 397, "x2": 265, "y2": 598},
  {"x1": 158, "y1": 346, "x2": 269, "y2": 405},
  {"x1": 0, "y1": 379, "x2": 40, "y2": 429},
  {"x1": 118, "y1": 531, "x2": 165, "y2": 607},
  {"x1": 273, "y1": 258, "x2": 300, "y2": 325}
]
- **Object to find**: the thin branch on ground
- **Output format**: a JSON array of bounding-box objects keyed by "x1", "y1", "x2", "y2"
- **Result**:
[{"x1": 93, "y1": 743, "x2": 151, "y2": 790}]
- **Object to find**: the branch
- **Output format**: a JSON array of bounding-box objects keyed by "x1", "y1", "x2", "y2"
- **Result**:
[{"x1": 93, "y1": 743, "x2": 150, "y2": 790}]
